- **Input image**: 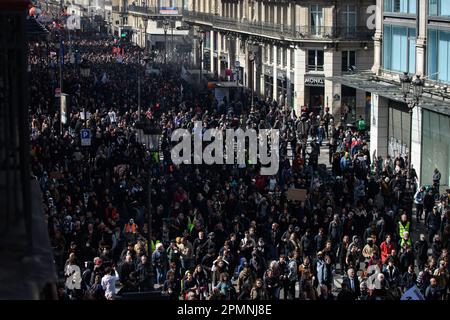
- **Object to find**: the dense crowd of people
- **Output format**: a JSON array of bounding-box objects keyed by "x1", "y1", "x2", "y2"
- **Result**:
[{"x1": 28, "y1": 30, "x2": 450, "y2": 301}]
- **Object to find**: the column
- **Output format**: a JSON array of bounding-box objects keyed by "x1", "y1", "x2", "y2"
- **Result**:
[
  {"x1": 237, "y1": 0, "x2": 240, "y2": 19},
  {"x1": 210, "y1": 31, "x2": 215, "y2": 74},
  {"x1": 286, "y1": 47, "x2": 292, "y2": 108},
  {"x1": 370, "y1": 93, "x2": 389, "y2": 159},
  {"x1": 411, "y1": 106, "x2": 423, "y2": 185},
  {"x1": 217, "y1": 32, "x2": 222, "y2": 77},
  {"x1": 416, "y1": 0, "x2": 427, "y2": 76},
  {"x1": 287, "y1": 2, "x2": 291, "y2": 29},
  {"x1": 372, "y1": 0, "x2": 383, "y2": 74},
  {"x1": 324, "y1": 49, "x2": 341, "y2": 116},
  {"x1": 294, "y1": 47, "x2": 306, "y2": 115},
  {"x1": 273, "y1": 44, "x2": 278, "y2": 101},
  {"x1": 261, "y1": 1, "x2": 265, "y2": 22},
  {"x1": 193, "y1": 37, "x2": 198, "y2": 66}
]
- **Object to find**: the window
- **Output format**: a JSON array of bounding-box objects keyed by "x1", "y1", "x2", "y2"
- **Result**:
[
  {"x1": 310, "y1": 5, "x2": 323, "y2": 35},
  {"x1": 264, "y1": 45, "x2": 268, "y2": 62},
  {"x1": 429, "y1": 0, "x2": 450, "y2": 17},
  {"x1": 277, "y1": 47, "x2": 281, "y2": 65},
  {"x1": 384, "y1": 0, "x2": 416, "y2": 14},
  {"x1": 428, "y1": 29, "x2": 450, "y2": 82},
  {"x1": 343, "y1": 5, "x2": 357, "y2": 34},
  {"x1": 383, "y1": 24, "x2": 416, "y2": 73},
  {"x1": 307, "y1": 50, "x2": 324, "y2": 71},
  {"x1": 282, "y1": 48, "x2": 287, "y2": 68},
  {"x1": 342, "y1": 51, "x2": 356, "y2": 71}
]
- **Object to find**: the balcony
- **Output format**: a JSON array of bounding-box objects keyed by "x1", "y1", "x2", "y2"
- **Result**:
[
  {"x1": 127, "y1": 5, "x2": 183, "y2": 17},
  {"x1": 183, "y1": 11, "x2": 374, "y2": 41}
]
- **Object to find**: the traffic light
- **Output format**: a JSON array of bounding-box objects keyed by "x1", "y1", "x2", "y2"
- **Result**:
[{"x1": 120, "y1": 29, "x2": 132, "y2": 42}]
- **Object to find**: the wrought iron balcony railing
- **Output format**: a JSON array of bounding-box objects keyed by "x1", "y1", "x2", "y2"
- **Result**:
[
  {"x1": 183, "y1": 11, "x2": 374, "y2": 41},
  {"x1": 127, "y1": 5, "x2": 183, "y2": 16}
]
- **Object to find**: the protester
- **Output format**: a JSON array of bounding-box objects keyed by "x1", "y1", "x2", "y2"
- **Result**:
[{"x1": 28, "y1": 30, "x2": 449, "y2": 301}]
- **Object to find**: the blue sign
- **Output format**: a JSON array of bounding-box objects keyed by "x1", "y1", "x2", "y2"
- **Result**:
[{"x1": 81, "y1": 129, "x2": 91, "y2": 146}]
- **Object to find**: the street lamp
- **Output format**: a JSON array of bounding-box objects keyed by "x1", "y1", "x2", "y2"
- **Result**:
[
  {"x1": 163, "y1": 20, "x2": 170, "y2": 70},
  {"x1": 400, "y1": 72, "x2": 412, "y2": 98},
  {"x1": 135, "y1": 119, "x2": 161, "y2": 290},
  {"x1": 138, "y1": 53, "x2": 150, "y2": 120},
  {"x1": 249, "y1": 51, "x2": 255, "y2": 108},
  {"x1": 80, "y1": 59, "x2": 91, "y2": 129},
  {"x1": 400, "y1": 72, "x2": 425, "y2": 195},
  {"x1": 197, "y1": 30, "x2": 205, "y2": 85}
]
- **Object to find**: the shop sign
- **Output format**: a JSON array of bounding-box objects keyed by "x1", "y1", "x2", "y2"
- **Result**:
[
  {"x1": 277, "y1": 70, "x2": 286, "y2": 80},
  {"x1": 264, "y1": 65, "x2": 273, "y2": 77},
  {"x1": 305, "y1": 76, "x2": 325, "y2": 87}
]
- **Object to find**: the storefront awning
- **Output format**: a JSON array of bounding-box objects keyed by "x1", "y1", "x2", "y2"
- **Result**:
[{"x1": 327, "y1": 72, "x2": 450, "y2": 117}]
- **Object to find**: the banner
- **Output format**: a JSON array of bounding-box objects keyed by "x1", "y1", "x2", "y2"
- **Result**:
[
  {"x1": 286, "y1": 189, "x2": 307, "y2": 202},
  {"x1": 400, "y1": 285, "x2": 425, "y2": 300},
  {"x1": 66, "y1": 14, "x2": 81, "y2": 30},
  {"x1": 159, "y1": 7, "x2": 179, "y2": 15}
]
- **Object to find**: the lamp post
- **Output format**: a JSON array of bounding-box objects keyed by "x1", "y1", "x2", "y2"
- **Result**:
[
  {"x1": 136, "y1": 119, "x2": 161, "y2": 289},
  {"x1": 80, "y1": 59, "x2": 91, "y2": 129},
  {"x1": 400, "y1": 72, "x2": 424, "y2": 194},
  {"x1": 138, "y1": 53, "x2": 150, "y2": 121},
  {"x1": 249, "y1": 50, "x2": 255, "y2": 108},
  {"x1": 198, "y1": 30, "x2": 205, "y2": 85},
  {"x1": 56, "y1": 39, "x2": 64, "y2": 135},
  {"x1": 163, "y1": 20, "x2": 170, "y2": 71}
]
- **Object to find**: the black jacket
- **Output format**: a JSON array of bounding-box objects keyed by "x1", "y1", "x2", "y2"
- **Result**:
[
  {"x1": 342, "y1": 276, "x2": 360, "y2": 299},
  {"x1": 414, "y1": 240, "x2": 429, "y2": 261},
  {"x1": 400, "y1": 271, "x2": 417, "y2": 289},
  {"x1": 426, "y1": 213, "x2": 441, "y2": 231}
]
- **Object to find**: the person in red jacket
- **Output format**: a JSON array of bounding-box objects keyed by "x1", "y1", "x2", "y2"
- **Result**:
[{"x1": 380, "y1": 234, "x2": 395, "y2": 264}]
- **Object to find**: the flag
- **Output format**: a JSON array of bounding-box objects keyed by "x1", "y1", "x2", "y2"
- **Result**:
[
  {"x1": 66, "y1": 14, "x2": 80, "y2": 30},
  {"x1": 400, "y1": 285, "x2": 425, "y2": 300}
]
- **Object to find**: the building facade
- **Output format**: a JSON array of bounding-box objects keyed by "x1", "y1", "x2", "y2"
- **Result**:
[
  {"x1": 334, "y1": 0, "x2": 450, "y2": 188},
  {"x1": 183, "y1": 0, "x2": 375, "y2": 117},
  {"x1": 111, "y1": 0, "x2": 189, "y2": 52}
]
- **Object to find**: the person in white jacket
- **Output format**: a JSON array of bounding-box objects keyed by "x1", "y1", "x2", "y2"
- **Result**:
[
  {"x1": 64, "y1": 253, "x2": 82, "y2": 297},
  {"x1": 101, "y1": 266, "x2": 119, "y2": 300}
]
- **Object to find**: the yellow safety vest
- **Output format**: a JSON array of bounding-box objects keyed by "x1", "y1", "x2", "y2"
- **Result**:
[
  {"x1": 187, "y1": 217, "x2": 194, "y2": 233},
  {"x1": 398, "y1": 221, "x2": 410, "y2": 238},
  {"x1": 400, "y1": 237, "x2": 412, "y2": 248},
  {"x1": 151, "y1": 239, "x2": 161, "y2": 253}
]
